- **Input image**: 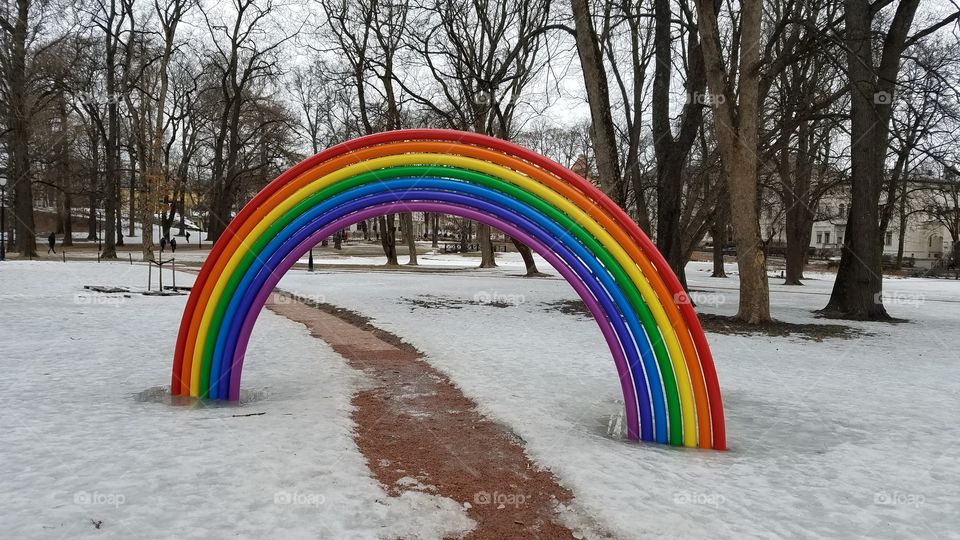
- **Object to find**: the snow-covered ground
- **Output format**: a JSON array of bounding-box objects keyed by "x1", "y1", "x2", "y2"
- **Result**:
[
  {"x1": 285, "y1": 248, "x2": 551, "y2": 269},
  {"x1": 0, "y1": 262, "x2": 473, "y2": 539},
  {"x1": 2, "y1": 256, "x2": 958, "y2": 538},
  {"x1": 279, "y1": 261, "x2": 960, "y2": 539}
]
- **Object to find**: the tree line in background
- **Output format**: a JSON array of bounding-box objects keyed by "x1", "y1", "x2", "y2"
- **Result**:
[{"x1": 1, "y1": 0, "x2": 958, "y2": 323}]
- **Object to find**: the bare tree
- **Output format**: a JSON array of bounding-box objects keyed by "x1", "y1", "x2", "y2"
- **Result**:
[
  {"x1": 287, "y1": 62, "x2": 344, "y2": 156},
  {"x1": 0, "y1": 0, "x2": 51, "y2": 256},
  {"x1": 652, "y1": 0, "x2": 709, "y2": 286},
  {"x1": 823, "y1": 0, "x2": 959, "y2": 319},
  {"x1": 118, "y1": 0, "x2": 192, "y2": 260},
  {"x1": 318, "y1": 0, "x2": 404, "y2": 264},
  {"x1": 79, "y1": 0, "x2": 134, "y2": 258},
  {"x1": 569, "y1": 0, "x2": 624, "y2": 205},
  {"x1": 287, "y1": 60, "x2": 351, "y2": 248},
  {"x1": 65, "y1": 35, "x2": 106, "y2": 242},
  {"x1": 880, "y1": 38, "x2": 959, "y2": 269},
  {"x1": 518, "y1": 120, "x2": 594, "y2": 172},
  {"x1": 400, "y1": 0, "x2": 552, "y2": 273},
  {"x1": 161, "y1": 57, "x2": 203, "y2": 239},
  {"x1": 922, "y1": 168, "x2": 960, "y2": 278},
  {"x1": 202, "y1": 0, "x2": 294, "y2": 242},
  {"x1": 370, "y1": 0, "x2": 416, "y2": 264},
  {"x1": 693, "y1": 0, "x2": 770, "y2": 322}
]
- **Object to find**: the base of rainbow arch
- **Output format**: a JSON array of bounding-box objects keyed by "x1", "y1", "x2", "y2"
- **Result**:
[{"x1": 171, "y1": 129, "x2": 726, "y2": 450}]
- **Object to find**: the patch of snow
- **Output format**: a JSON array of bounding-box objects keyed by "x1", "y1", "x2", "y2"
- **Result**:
[
  {"x1": 280, "y1": 261, "x2": 960, "y2": 538},
  {"x1": 395, "y1": 476, "x2": 437, "y2": 493},
  {"x1": 0, "y1": 261, "x2": 474, "y2": 539}
]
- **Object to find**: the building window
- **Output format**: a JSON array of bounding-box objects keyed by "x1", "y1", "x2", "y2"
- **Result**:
[
  {"x1": 824, "y1": 232, "x2": 831, "y2": 244},
  {"x1": 837, "y1": 234, "x2": 843, "y2": 245},
  {"x1": 816, "y1": 232, "x2": 823, "y2": 244},
  {"x1": 885, "y1": 232, "x2": 893, "y2": 246}
]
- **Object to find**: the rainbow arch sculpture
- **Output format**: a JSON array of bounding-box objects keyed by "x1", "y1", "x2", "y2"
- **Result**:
[{"x1": 172, "y1": 129, "x2": 726, "y2": 450}]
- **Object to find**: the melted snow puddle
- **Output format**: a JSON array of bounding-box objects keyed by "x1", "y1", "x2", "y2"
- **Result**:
[{"x1": 133, "y1": 385, "x2": 268, "y2": 405}]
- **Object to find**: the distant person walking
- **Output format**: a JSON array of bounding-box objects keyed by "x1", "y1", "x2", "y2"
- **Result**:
[
  {"x1": 185, "y1": 231, "x2": 191, "y2": 244},
  {"x1": 170, "y1": 238, "x2": 177, "y2": 253},
  {"x1": 47, "y1": 232, "x2": 56, "y2": 254}
]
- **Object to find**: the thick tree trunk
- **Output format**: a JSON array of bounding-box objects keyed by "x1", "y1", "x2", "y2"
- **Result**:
[
  {"x1": 652, "y1": 0, "x2": 705, "y2": 287},
  {"x1": 161, "y1": 191, "x2": 179, "y2": 241},
  {"x1": 431, "y1": 214, "x2": 439, "y2": 248},
  {"x1": 11, "y1": 175, "x2": 35, "y2": 256},
  {"x1": 728, "y1": 156, "x2": 771, "y2": 322},
  {"x1": 711, "y1": 236, "x2": 726, "y2": 278},
  {"x1": 570, "y1": 0, "x2": 623, "y2": 200},
  {"x1": 783, "y1": 206, "x2": 813, "y2": 285},
  {"x1": 206, "y1": 188, "x2": 232, "y2": 243},
  {"x1": 378, "y1": 214, "x2": 399, "y2": 265},
  {"x1": 655, "y1": 155, "x2": 687, "y2": 282},
  {"x1": 61, "y1": 190, "x2": 73, "y2": 247},
  {"x1": 178, "y1": 190, "x2": 186, "y2": 236},
  {"x1": 507, "y1": 238, "x2": 541, "y2": 276},
  {"x1": 115, "y1": 189, "x2": 123, "y2": 247},
  {"x1": 895, "y1": 179, "x2": 908, "y2": 268},
  {"x1": 783, "y1": 121, "x2": 816, "y2": 285},
  {"x1": 477, "y1": 222, "x2": 496, "y2": 268},
  {"x1": 128, "y1": 158, "x2": 137, "y2": 238},
  {"x1": 401, "y1": 212, "x2": 417, "y2": 265},
  {"x1": 824, "y1": 0, "x2": 917, "y2": 320},
  {"x1": 711, "y1": 202, "x2": 727, "y2": 278},
  {"x1": 4, "y1": 203, "x2": 12, "y2": 252},
  {"x1": 7, "y1": 0, "x2": 37, "y2": 257},
  {"x1": 86, "y1": 133, "x2": 99, "y2": 240},
  {"x1": 102, "y1": 36, "x2": 119, "y2": 258},
  {"x1": 55, "y1": 99, "x2": 73, "y2": 248},
  {"x1": 695, "y1": 0, "x2": 770, "y2": 322},
  {"x1": 87, "y1": 193, "x2": 97, "y2": 241},
  {"x1": 56, "y1": 194, "x2": 65, "y2": 235},
  {"x1": 140, "y1": 166, "x2": 158, "y2": 262},
  {"x1": 459, "y1": 219, "x2": 469, "y2": 252}
]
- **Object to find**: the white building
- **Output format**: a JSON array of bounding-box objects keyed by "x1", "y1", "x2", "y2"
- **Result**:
[{"x1": 761, "y1": 172, "x2": 958, "y2": 269}]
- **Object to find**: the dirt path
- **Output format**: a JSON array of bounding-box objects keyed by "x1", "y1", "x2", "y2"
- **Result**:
[{"x1": 266, "y1": 292, "x2": 576, "y2": 539}]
